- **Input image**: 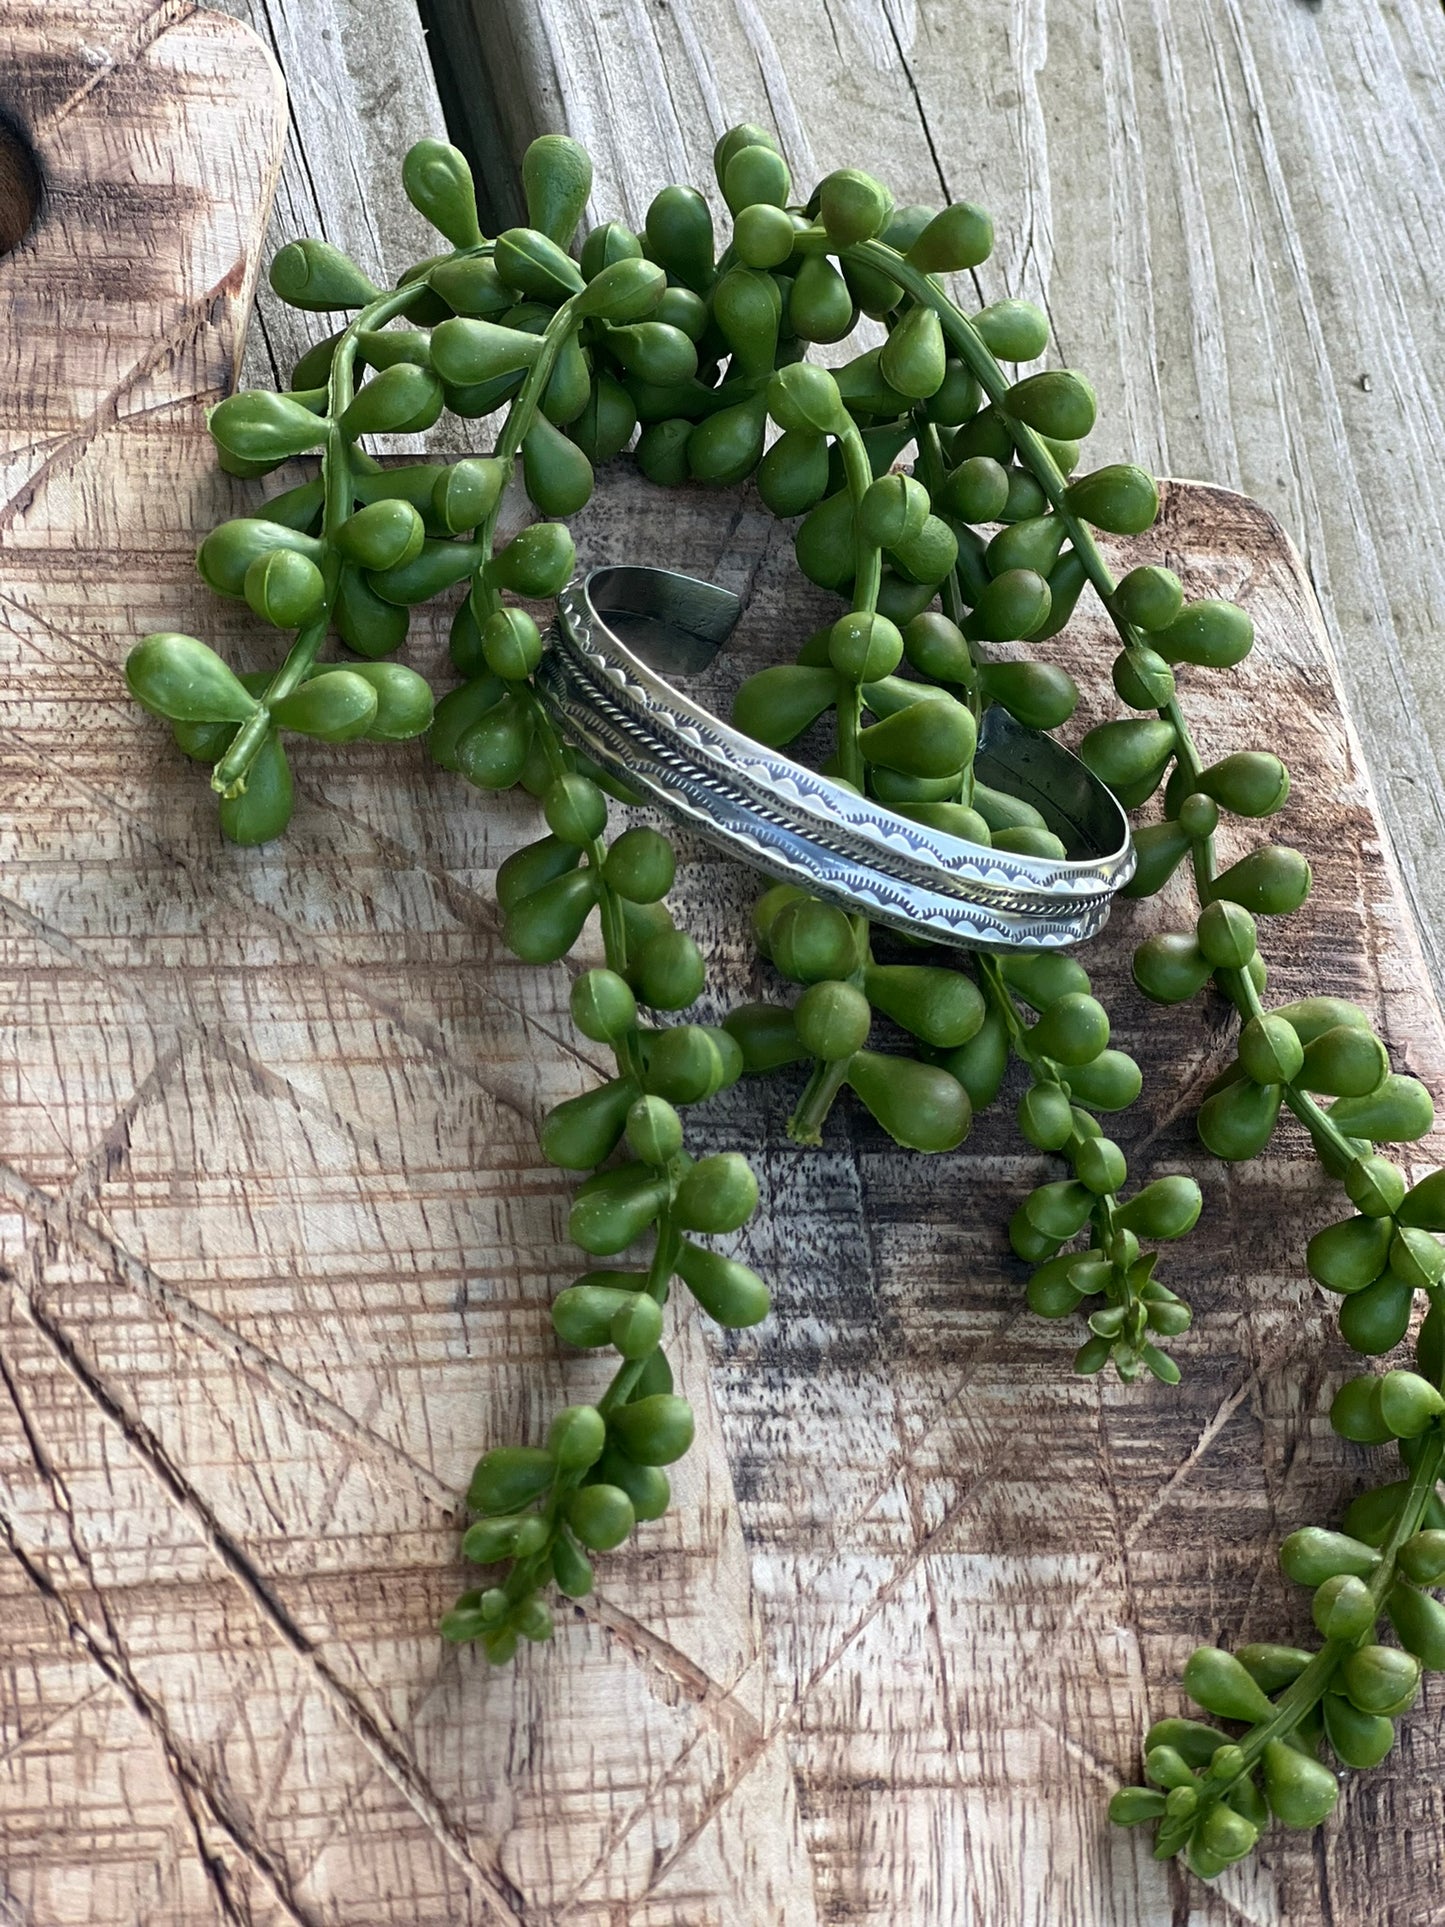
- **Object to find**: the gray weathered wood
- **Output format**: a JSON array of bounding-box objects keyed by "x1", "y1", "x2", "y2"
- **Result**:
[
  {"x1": 433, "y1": 0, "x2": 1445, "y2": 1011},
  {"x1": 212, "y1": 0, "x2": 445, "y2": 390}
]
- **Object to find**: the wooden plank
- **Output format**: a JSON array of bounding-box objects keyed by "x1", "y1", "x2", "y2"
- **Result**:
[
  {"x1": 541, "y1": 474, "x2": 1445, "y2": 1927},
  {"x1": 431, "y1": 0, "x2": 1445, "y2": 1008},
  {"x1": 212, "y1": 0, "x2": 448, "y2": 391},
  {"x1": 0, "y1": 14, "x2": 810, "y2": 1923},
  {"x1": 2, "y1": 7, "x2": 1444, "y2": 1925}
]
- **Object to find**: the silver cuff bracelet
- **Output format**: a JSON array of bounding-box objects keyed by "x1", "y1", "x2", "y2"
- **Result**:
[{"x1": 536, "y1": 566, "x2": 1135, "y2": 953}]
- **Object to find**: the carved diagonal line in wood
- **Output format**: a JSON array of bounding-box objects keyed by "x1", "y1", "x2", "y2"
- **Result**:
[
  {"x1": 1, "y1": 983, "x2": 754, "y2": 1736},
  {"x1": 1, "y1": 1243, "x2": 532, "y2": 1926},
  {"x1": 0, "y1": 723, "x2": 555, "y2": 1130},
  {"x1": 0, "y1": 1313, "x2": 315, "y2": 1927},
  {"x1": 292, "y1": 775, "x2": 615, "y2": 1086},
  {"x1": 0, "y1": 639, "x2": 786, "y2": 1728},
  {"x1": 0, "y1": 1680, "x2": 109, "y2": 1771},
  {"x1": 1034, "y1": 1715, "x2": 1286, "y2": 1927},
  {"x1": 582, "y1": 1161, "x2": 1350, "y2": 1915},
  {"x1": 1, "y1": 1210, "x2": 764, "y2": 1921},
  {"x1": 20, "y1": 1, "x2": 205, "y2": 141},
  {"x1": 0, "y1": 785, "x2": 741, "y2": 1711},
  {"x1": 0, "y1": 1157, "x2": 457, "y2": 1512},
  {"x1": 567, "y1": 1347, "x2": 1274, "y2": 1918},
  {"x1": 554, "y1": 1211, "x2": 1321, "y2": 1910},
  {"x1": 0, "y1": 278, "x2": 244, "y2": 538}
]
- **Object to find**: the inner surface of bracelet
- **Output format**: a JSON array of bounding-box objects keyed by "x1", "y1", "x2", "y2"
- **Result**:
[
  {"x1": 974, "y1": 708, "x2": 1127, "y2": 866},
  {"x1": 587, "y1": 565, "x2": 743, "y2": 678}
]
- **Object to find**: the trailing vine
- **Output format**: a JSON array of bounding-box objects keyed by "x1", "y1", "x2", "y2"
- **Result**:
[{"x1": 123, "y1": 123, "x2": 1444, "y2": 1879}]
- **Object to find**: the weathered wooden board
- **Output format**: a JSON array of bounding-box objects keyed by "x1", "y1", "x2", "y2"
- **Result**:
[
  {"x1": 435, "y1": 0, "x2": 1445, "y2": 1013},
  {"x1": 208, "y1": 0, "x2": 447, "y2": 394},
  {"x1": 2, "y1": 9, "x2": 1444, "y2": 1926}
]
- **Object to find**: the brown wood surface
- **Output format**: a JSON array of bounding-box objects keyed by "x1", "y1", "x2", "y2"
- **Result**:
[{"x1": 1, "y1": 9, "x2": 1443, "y2": 1924}]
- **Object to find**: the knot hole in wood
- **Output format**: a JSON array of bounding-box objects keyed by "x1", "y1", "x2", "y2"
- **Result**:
[{"x1": 0, "y1": 105, "x2": 42, "y2": 256}]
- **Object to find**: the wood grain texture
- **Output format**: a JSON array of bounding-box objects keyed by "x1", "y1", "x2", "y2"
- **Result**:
[
  {"x1": 431, "y1": 0, "x2": 1445, "y2": 1010},
  {"x1": 208, "y1": 0, "x2": 445, "y2": 394},
  {"x1": 2, "y1": 6, "x2": 1444, "y2": 1925}
]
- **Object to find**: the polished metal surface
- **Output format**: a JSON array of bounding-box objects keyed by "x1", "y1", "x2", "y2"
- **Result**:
[{"x1": 536, "y1": 566, "x2": 1136, "y2": 952}]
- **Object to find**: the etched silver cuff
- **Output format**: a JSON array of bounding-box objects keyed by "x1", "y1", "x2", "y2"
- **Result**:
[{"x1": 535, "y1": 566, "x2": 1135, "y2": 953}]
